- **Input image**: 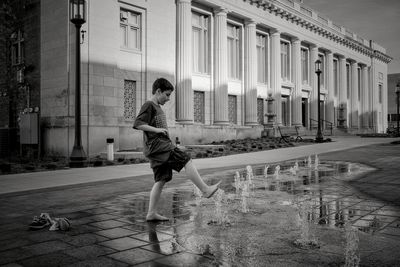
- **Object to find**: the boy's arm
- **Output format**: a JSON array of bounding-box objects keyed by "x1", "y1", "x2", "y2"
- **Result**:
[{"x1": 135, "y1": 124, "x2": 168, "y2": 136}]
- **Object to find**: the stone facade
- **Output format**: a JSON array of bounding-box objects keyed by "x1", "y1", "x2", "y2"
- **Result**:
[{"x1": 3, "y1": 0, "x2": 392, "y2": 157}]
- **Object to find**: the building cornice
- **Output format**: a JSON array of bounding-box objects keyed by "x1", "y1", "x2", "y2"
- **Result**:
[{"x1": 242, "y1": 0, "x2": 392, "y2": 63}]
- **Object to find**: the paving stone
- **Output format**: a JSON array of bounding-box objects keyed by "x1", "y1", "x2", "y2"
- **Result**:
[
  {"x1": 86, "y1": 213, "x2": 120, "y2": 222},
  {"x1": 89, "y1": 219, "x2": 128, "y2": 229},
  {"x1": 108, "y1": 248, "x2": 165, "y2": 265},
  {"x1": 1, "y1": 263, "x2": 24, "y2": 267},
  {"x1": 141, "y1": 240, "x2": 186, "y2": 255},
  {"x1": 62, "y1": 233, "x2": 109, "y2": 247},
  {"x1": 0, "y1": 238, "x2": 32, "y2": 252},
  {"x1": 26, "y1": 230, "x2": 65, "y2": 243},
  {"x1": 64, "y1": 256, "x2": 129, "y2": 267},
  {"x1": 99, "y1": 237, "x2": 148, "y2": 251},
  {"x1": 95, "y1": 228, "x2": 139, "y2": 239},
  {"x1": 17, "y1": 252, "x2": 79, "y2": 267},
  {"x1": 22, "y1": 240, "x2": 73, "y2": 256},
  {"x1": 131, "y1": 231, "x2": 175, "y2": 243},
  {"x1": 0, "y1": 248, "x2": 34, "y2": 265},
  {"x1": 63, "y1": 244, "x2": 116, "y2": 260},
  {"x1": 67, "y1": 225, "x2": 102, "y2": 236},
  {"x1": 153, "y1": 252, "x2": 217, "y2": 266}
]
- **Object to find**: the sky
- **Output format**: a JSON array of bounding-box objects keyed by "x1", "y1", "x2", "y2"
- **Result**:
[{"x1": 302, "y1": 0, "x2": 400, "y2": 74}]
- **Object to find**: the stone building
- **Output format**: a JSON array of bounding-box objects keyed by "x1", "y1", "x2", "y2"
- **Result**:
[{"x1": 1, "y1": 0, "x2": 393, "y2": 157}]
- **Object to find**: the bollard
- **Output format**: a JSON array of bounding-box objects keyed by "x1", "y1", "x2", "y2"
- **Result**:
[{"x1": 106, "y1": 138, "x2": 114, "y2": 161}]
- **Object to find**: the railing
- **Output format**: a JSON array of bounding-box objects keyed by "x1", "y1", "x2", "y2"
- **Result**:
[{"x1": 309, "y1": 119, "x2": 333, "y2": 136}]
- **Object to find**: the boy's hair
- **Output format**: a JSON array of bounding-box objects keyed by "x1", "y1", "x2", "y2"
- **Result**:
[{"x1": 152, "y1": 78, "x2": 174, "y2": 94}]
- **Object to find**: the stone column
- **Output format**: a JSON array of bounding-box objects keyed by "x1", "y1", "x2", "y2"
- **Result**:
[
  {"x1": 326, "y1": 51, "x2": 334, "y2": 125},
  {"x1": 270, "y1": 29, "x2": 281, "y2": 125},
  {"x1": 338, "y1": 56, "x2": 347, "y2": 128},
  {"x1": 350, "y1": 61, "x2": 359, "y2": 129},
  {"x1": 213, "y1": 8, "x2": 229, "y2": 125},
  {"x1": 176, "y1": 0, "x2": 193, "y2": 123},
  {"x1": 244, "y1": 20, "x2": 258, "y2": 125},
  {"x1": 291, "y1": 38, "x2": 302, "y2": 126},
  {"x1": 361, "y1": 65, "x2": 369, "y2": 128},
  {"x1": 310, "y1": 45, "x2": 318, "y2": 127}
]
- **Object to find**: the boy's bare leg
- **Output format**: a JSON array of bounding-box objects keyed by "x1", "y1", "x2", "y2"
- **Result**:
[
  {"x1": 146, "y1": 181, "x2": 169, "y2": 221},
  {"x1": 184, "y1": 160, "x2": 221, "y2": 198}
]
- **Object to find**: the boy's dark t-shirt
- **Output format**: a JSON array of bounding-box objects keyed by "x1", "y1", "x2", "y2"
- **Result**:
[{"x1": 133, "y1": 101, "x2": 175, "y2": 168}]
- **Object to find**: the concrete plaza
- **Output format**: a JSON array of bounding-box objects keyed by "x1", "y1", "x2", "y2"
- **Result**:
[{"x1": 0, "y1": 136, "x2": 399, "y2": 266}]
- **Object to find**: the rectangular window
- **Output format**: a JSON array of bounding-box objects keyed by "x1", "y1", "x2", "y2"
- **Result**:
[
  {"x1": 193, "y1": 91, "x2": 205, "y2": 123},
  {"x1": 378, "y1": 84, "x2": 382, "y2": 103},
  {"x1": 357, "y1": 68, "x2": 361, "y2": 101},
  {"x1": 227, "y1": 24, "x2": 241, "y2": 79},
  {"x1": 346, "y1": 64, "x2": 350, "y2": 99},
  {"x1": 120, "y1": 9, "x2": 141, "y2": 50},
  {"x1": 280, "y1": 41, "x2": 290, "y2": 81},
  {"x1": 228, "y1": 95, "x2": 237, "y2": 124},
  {"x1": 301, "y1": 48, "x2": 309, "y2": 84},
  {"x1": 333, "y1": 59, "x2": 338, "y2": 96},
  {"x1": 192, "y1": 12, "x2": 209, "y2": 74},
  {"x1": 318, "y1": 54, "x2": 325, "y2": 87},
  {"x1": 124, "y1": 80, "x2": 136, "y2": 120},
  {"x1": 257, "y1": 98, "x2": 264, "y2": 125},
  {"x1": 11, "y1": 30, "x2": 24, "y2": 65},
  {"x1": 256, "y1": 33, "x2": 268, "y2": 84}
]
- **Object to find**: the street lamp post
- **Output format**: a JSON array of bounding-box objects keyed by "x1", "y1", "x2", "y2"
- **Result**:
[
  {"x1": 315, "y1": 59, "x2": 324, "y2": 143},
  {"x1": 396, "y1": 82, "x2": 400, "y2": 137},
  {"x1": 69, "y1": 0, "x2": 87, "y2": 167}
]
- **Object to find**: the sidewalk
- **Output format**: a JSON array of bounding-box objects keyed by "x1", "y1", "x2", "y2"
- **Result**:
[
  {"x1": 0, "y1": 136, "x2": 399, "y2": 266},
  {"x1": 0, "y1": 136, "x2": 398, "y2": 195}
]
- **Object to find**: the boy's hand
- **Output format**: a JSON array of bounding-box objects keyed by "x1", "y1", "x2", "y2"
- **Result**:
[{"x1": 157, "y1": 128, "x2": 168, "y2": 136}]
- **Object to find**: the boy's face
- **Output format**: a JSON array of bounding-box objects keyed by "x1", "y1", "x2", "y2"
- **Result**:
[{"x1": 155, "y1": 89, "x2": 172, "y2": 105}]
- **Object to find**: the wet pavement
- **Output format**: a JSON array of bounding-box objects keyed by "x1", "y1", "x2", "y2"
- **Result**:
[{"x1": 0, "y1": 139, "x2": 400, "y2": 266}]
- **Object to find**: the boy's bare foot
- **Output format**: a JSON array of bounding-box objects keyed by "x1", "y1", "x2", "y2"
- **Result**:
[
  {"x1": 203, "y1": 181, "x2": 222, "y2": 198},
  {"x1": 146, "y1": 213, "x2": 169, "y2": 221}
]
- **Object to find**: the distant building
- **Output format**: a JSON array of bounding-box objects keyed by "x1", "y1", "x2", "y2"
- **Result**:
[
  {"x1": 0, "y1": 0, "x2": 392, "y2": 157},
  {"x1": 387, "y1": 73, "x2": 400, "y2": 129}
]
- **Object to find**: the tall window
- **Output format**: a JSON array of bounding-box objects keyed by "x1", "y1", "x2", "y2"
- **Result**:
[
  {"x1": 124, "y1": 80, "x2": 136, "y2": 120},
  {"x1": 280, "y1": 41, "x2": 290, "y2": 81},
  {"x1": 378, "y1": 84, "x2": 382, "y2": 103},
  {"x1": 256, "y1": 33, "x2": 268, "y2": 84},
  {"x1": 228, "y1": 95, "x2": 237, "y2": 124},
  {"x1": 357, "y1": 68, "x2": 361, "y2": 101},
  {"x1": 193, "y1": 91, "x2": 205, "y2": 123},
  {"x1": 120, "y1": 9, "x2": 141, "y2": 50},
  {"x1": 192, "y1": 12, "x2": 209, "y2": 74},
  {"x1": 11, "y1": 30, "x2": 24, "y2": 65},
  {"x1": 333, "y1": 59, "x2": 338, "y2": 96},
  {"x1": 346, "y1": 64, "x2": 351, "y2": 99},
  {"x1": 301, "y1": 48, "x2": 309, "y2": 84},
  {"x1": 318, "y1": 54, "x2": 325, "y2": 87},
  {"x1": 227, "y1": 24, "x2": 241, "y2": 79},
  {"x1": 257, "y1": 98, "x2": 264, "y2": 124}
]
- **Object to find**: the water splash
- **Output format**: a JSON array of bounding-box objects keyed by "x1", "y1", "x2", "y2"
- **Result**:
[
  {"x1": 293, "y1": 160, "x2": 299, "y2": 172},
  {"x1": 193, "y1": 183, "x2": 202, "y2": 206},
  {"x1": 264, "y1": 165, "x2": 269, "y2": 190},
  {"x1": 274, "y1": 165, "x2": 280, "y2": 180},
  {"x1": 314, "y1": 154, "x2": 319, "y2": 169},
  {"x1": 210, "y1": 189, "x2": 231, "y2": 226},
  {"x1": 241, "y1": 181, "x2": 250, "y2": 213},
  {"x1": 307, "y1": 155, "x2": 312, "y2": 168},
  {"x1": 246, "y1": 165, "x2": 254, "y2": 192},
  {"x1": 344, "y1": 223, "x2": 360, "y2": 267},
  {"x1": 294, "y1": 200, "x2": 320, "y2": 249},
  {"x1": 234, "y1": 171, "x2": 241, "y2": 195}
]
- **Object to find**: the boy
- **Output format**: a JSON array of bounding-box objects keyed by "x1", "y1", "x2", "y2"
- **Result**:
[{"x1": 134, "y1": 78, "x2": 221, "y2": 221}]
